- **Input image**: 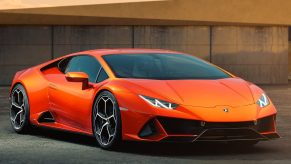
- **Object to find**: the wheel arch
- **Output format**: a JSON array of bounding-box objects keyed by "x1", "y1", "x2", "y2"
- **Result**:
[
  {"x1": 91, "y1": 84, "x2": 122, "y2": 113},
  {"x1": 10, "y1": 81, "x2": 27, "y2": 95},
  {"x1": 91, "y1": 82, "x2": 129, "y2": 138},
  {"x1": 10, "y1": 82, "x2": 30, "y2": 112},
  {"x1": 10, "y1": 81, "x2": 30, "y2": 108}
]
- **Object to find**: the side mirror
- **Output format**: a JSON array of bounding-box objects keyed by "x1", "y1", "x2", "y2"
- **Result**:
[{"x1": 65, "y1": 72, "x2": 89, "y2": 90}]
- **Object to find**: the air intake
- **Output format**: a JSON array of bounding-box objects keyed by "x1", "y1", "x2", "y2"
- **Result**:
[
  {"x1": 139, "y1": 119, "x2": 157, "y2": 138},
  {"x1": 38, "y1": 111, "x2": 55, "y2": 123}
]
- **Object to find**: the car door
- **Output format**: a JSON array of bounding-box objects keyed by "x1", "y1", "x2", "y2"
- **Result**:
[{"x1": 47, "y1": 55, "x2": 105, "y2": 132}]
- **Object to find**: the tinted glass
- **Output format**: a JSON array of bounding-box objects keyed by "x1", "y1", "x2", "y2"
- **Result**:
[
  {"x1": 58, "y1": 57, "x2": 72, "y2": 73},
  {"x1": 97, "y1": 68, "x2": 109, "y2": 83},
  {"x1": 103, "y1": 53, "x2": 231, "y2": 80},
  {"x1": 66, "y1": 55, "x2": 101, "y2": 82}
]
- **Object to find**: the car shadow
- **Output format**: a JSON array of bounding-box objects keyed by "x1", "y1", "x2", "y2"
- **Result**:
[
  {"x1": 115, "y1": 141, "x2": 277, "y2": 157},
  {"x1": 28, "y1": 126, "x2": 98, "y2": 148},
  {"x1": 27, "y1": 126, "x2": 277, "y2": 157}
]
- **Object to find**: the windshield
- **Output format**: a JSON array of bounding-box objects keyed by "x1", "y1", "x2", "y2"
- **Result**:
[{"x1": 103, "y1": 53, "x2": 231, "y2": 80}]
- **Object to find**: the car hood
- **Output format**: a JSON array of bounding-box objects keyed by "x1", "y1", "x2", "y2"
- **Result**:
[{"x1": 124, "y1": 78, "x2": 255, "y2": 107}]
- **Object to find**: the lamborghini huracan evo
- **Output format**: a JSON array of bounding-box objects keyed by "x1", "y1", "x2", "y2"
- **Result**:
[{"x1": 9, "y1": 49, "x2": 279, "y2": 149}]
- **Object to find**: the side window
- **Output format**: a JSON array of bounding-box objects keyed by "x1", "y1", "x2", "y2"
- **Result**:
[
  {"x1": 58, "y1": 57, "x2": 72, "y2": 73},
  {"x1": 65, "y1": 55, "x2": 101, "y2": 83},
  {"x1": 97, "y1": 68, "x2": 109, "y2": 83}
]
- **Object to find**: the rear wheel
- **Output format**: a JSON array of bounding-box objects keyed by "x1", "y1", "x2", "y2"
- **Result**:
[
  {"x1": 93, "y1": 91, "x2": 122, "y2": 149},
  {"x1": 10, "y1": 84, "x2": 30, "y2": 133}
]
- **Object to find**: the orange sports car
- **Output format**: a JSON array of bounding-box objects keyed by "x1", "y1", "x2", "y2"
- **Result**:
[{"x1": 9, "y1": 49, "x2": 279, "y2": 149}]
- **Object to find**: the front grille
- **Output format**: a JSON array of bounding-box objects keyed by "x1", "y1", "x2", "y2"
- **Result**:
[
  {"x1": 204, "y1": 121, "x2": 255, "y2": 129},
  {"x1": 157, "y1": 117, "x2": 203, "y2": 135},
  {"x1": 150, "y1": 115, "x2": 276, "y2": 141},
  {"x1": 157, "y1": 117, "x2": 256, "y2": 135}
]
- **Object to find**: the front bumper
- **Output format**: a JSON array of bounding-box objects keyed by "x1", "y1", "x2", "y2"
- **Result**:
[{"x1": 137, "y1": 115, "x2": 279, "y2": 142}]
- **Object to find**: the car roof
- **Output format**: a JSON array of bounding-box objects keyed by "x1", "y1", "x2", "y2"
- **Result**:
[{"x1": 73, "y1": 48, "x2": 183, "y2": 57}]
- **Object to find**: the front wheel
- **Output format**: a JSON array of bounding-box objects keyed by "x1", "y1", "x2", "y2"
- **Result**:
[
  {"x1": 10, "y1": 84, "x2": 30, "y2": 133},
  {"x1": 93, "y1": 91, "x2": 122, "y2": 150}
]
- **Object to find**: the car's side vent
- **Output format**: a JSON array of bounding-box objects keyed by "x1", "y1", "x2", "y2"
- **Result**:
[{"x1": 38, "y1": 111, "x2": 55, "y2": 123}]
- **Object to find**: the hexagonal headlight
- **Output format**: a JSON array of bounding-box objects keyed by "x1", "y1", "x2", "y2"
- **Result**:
[
  {"x1": 139, "y1": 95, "x2": 178, "y2": 110},
  {"x1": 257, "y1": 93, "x2": 270, "y2": 108}
]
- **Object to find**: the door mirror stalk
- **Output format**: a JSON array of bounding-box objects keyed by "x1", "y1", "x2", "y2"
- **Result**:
[{"x1": 65, "y1": 72, "x2": 90, "y2": 90}]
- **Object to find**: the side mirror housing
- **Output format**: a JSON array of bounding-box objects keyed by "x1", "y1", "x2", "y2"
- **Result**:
[{"x1": 65, "y1": 72, "x2": 89, "y2": 90}]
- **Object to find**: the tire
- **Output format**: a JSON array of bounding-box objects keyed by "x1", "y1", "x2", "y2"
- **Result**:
[
  {"x1": 92, "y1": 91, "x2": 122, "y2": 150},
  {"x1": 10, "y1": 84, "x2": 30, "y2": 133}
]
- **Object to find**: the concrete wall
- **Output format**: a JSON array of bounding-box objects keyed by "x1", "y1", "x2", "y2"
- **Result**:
[
  {"x1": 134, "y1": 26, "x2": 210, "y2": 60},
  {"x1": 53, "y1": 26, "x2": 133, "y2": 58},
  {"x1": 0, "y1": 26, "x2": 52, "y2": 85},
  {"x1": 212, "y1": 26, "x2": 288, "y2": 84},
  {"x1": 288, "y1": 42, "x2": 291, "y2": 77},
  {"x1": 0, "y1": 25, "x2": 288, "y2": 85}
]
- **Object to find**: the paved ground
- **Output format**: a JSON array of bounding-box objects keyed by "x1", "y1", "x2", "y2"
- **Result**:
[{"x1": 0, "y1": 84, "x2": 291, "y2": 164}]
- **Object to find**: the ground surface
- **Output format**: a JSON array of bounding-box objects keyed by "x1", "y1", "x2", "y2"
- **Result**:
[{"x1": 0, "y1": 85, "x2": 291, "y2": 164}]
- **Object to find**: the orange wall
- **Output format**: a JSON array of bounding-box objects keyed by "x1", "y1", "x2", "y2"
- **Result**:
[
  {"x1": 289, "y1": 43, "x2": 291, "y2": 74},
  {"x1": 2, "y1": 0, "x2": 291, "y2": 25}
]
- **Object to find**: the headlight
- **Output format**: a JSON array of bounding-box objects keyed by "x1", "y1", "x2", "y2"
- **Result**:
[
  {"x1": 257, "y1": 93, "x2": 270, "y2": 108},
  {"x1": 139, "y1": 95, "x2": 178, "y2": 110}
]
